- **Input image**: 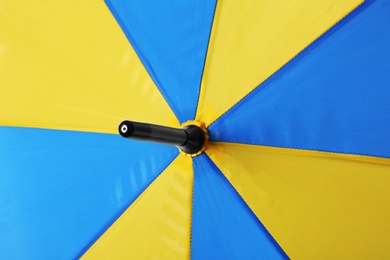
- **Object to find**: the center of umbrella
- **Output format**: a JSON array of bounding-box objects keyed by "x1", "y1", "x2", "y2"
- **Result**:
[{"x1": 118, "y1": 120, "x2": 208, "y2": 157}]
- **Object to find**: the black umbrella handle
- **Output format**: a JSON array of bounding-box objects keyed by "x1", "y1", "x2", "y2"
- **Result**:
[{"x1": 118, "y1": 120, "x2": 206, "y2": 155}]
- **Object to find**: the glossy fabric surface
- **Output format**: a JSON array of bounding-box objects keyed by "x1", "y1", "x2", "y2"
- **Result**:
[
  {"x1": 209, "y1": 0, "x2": 390, "y2": 159},
  {"x1": 191, "y1": 154, "x2": 288, "y2": 259},
  {"x1": 195, "y1": 0, "x2": 363, "y2": 126},
  {"x1": 0, "y1": 127, "x2": 178, "y2": 259},
  {"x1": 106, "y1": 0, "x2": 217, "y2": 123},
  {"x1": 0, "y1": 1, "x2": 179, "y2": 132},
  {"x1": 207, "y1": 143, "x2": 390, "y2": 259},
  {"x1": 1, "y1": 0, "x2": 390, "y2": 259},
  {"x1": 82, "y1": 154, "x2": 193, "y2": 259}
]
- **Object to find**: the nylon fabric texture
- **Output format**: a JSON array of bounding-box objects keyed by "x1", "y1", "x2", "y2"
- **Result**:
[
  {"x1": 191, "y1": 154, "x2": 288, "y2": 259},
  {"x1": 1, "y1": 0, "x2": 390, "y2": 259},
  {"x1": 105, "y1": 0, "x2": 217, "y2": 123},
  {"x1": 207, "y1": 142, "x2": 390, "y2": 259},
  {"x1": 209, "y1": 0, "x2": 390, "y2": 159},
  {"x1": 0, "y1": 1, "x2": 179, "y2": 132},
  {"x1": 0, "y1": 127, "x2": 178, "y2": 259},
  {"x1": 82, "y1": 154, "x2": 193, "y2": 259},
  {"x1": 195, "y1": 0, "x2": 364, "y2": 126}
]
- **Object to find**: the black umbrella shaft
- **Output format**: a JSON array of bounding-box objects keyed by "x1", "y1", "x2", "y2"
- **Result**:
[
  {"x1": 119, "y1": 121, "x2": 187, "y2": 146},
  {"x1": 119, "y1": 120, "x2": 206, "y2": 154}
]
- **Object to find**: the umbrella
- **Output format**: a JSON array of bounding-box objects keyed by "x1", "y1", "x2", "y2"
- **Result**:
[{"x1": 1, "y1": 0, "x2": 390, "y2": 259}]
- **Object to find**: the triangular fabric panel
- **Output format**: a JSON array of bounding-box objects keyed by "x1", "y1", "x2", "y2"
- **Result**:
[
  {"x1": 0, "y1": 127, "x2": 178, "y2": 259},
  {"x1": 106, "y1": 0, "x2": 217, "y2": 123},
  {"x1": 0, "y1": 0, "x2": 179, "y2": 133},
  {"x1": 209, "y1": 0, "x2": 390, "y2": 159},
  {"x1": 196, "y1": 0, "x2": 363, "y2": 126},
  {"x1": 82, "y1": 154, "x2": 193, "y2": 259},
  {"x1": 207, "y1": 142, "x2": 390, "y2": 259},
  {"x1": 191, "y1": 154, "x2": 288, "y2": 259}
]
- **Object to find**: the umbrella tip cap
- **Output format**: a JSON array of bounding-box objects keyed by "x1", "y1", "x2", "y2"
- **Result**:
[{"x1": 118, "y1": 121, "x2": 134, "y2": 138}]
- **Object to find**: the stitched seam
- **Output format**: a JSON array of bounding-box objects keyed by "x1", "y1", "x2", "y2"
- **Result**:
[
  {"x1": 212, "y1": 141, "x2": 390, "y2": 164},
  {"x1": 193, "y1": 0, "x2": 218, "y2": 122},
  {"x1": 189, "y1": 157, "x2": 195, "y2": 260}
]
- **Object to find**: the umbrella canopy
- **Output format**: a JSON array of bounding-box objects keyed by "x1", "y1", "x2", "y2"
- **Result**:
[{"x1": 1, "y1": 0, "x2": 390, "y2": 259}]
